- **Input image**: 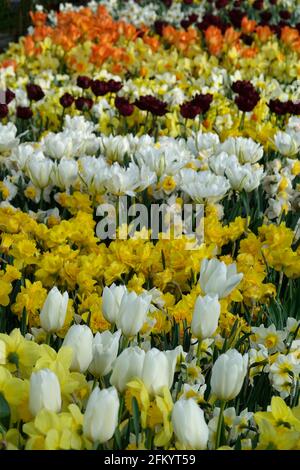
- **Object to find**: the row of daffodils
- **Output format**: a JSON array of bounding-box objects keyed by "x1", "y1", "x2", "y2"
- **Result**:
[{"x1": 0, "y1": 0, "x2": 299, "y2": 450}]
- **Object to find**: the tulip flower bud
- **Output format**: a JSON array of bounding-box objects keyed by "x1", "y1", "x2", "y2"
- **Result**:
[
  {"x1": 141, "y1": 346, "x2": 182, "y2": 396},
  {"x1": 29, "y1": 368, "x2": 61, "y2": 416},
  {"x1": 40, "y1": 286, "x2": 69, "y2": 333},
  {"x1": 27, "y1": 154, "x2": 53, "y2": 189},
  {"x1": 200, "y1": 258, "x2": 243, "y2": 299},
  {"x1": 0, "y1": 104, "x2": 8, "y2": 119},
  {"x1": 62, "y1": 325, "x2": 93, "y2": 372},
  {"x1": 76, "y1": 76, "x2": 92, "y2": 89},
  {"x1": 59, "y1": 92, "x2": 74, "y2": 108},
  {"x1": 75, "y1": 97, "x2": 93, "y2": 111},
  {"x1": 102, "y1": 284, "x2": 127, "y2": 325},
  {"x1": 115, "y1": 97, "x2": 134, "y2": 117},
  {"x1": 26, "y1": 84, "x2": 44, "y2": 102},
  {"x1": 52, "y1": 158, "x2": 78, "y2": 190},
  {"x1": 89, "y1": 330, "x2": 121, "y2": 378},
  {"x1": 107, "y1": 79, "x2": 123, "y2": 93},
  {"x1": 172, "y1": 399, "x2": 209, "y2": 450},
  {"x1": 191, "y1": 294, "x2": 220, "y2": 339},
  {"x1": 211, "y1": 349, "x2": 248, "y2": 401},
  {"x1": 91, "y1": 80, "x2": 109, "y2": 97},
  {"x1": 16, "y1": 106, "x2": 33, "y2": 120},
  {"x1": 116, "y1": 291, "x2": 151, "y2": 337},
  {"x1": 83, "y1": 386, "x2": 119, "y2": 443},
  {"x1": 110, "y1": 347, "x2": 145, "y2": 392},
  {"x1": 5, "y1": 89, "x2": 15, "y2": 104}
]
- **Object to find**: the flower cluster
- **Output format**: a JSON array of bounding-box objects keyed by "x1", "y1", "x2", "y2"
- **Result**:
[{"x1": 0, "y1": 0, "x2": 299, "y2": 452}]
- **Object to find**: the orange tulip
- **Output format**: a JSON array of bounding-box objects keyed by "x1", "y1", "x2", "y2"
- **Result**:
[
  {"x1": 241, "y1": 17, "x2": 256, "y2": 34},
  {"x1": 256, "y1": 26, "x2": 273, "y2": 43}
]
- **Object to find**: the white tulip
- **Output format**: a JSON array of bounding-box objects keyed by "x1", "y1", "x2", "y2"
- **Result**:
[
  {"x1": 200, "y1": 258, "x2": 243, "y2": 299},
  {"x1": 141, "y1": 346, "x2": 182, "y2": 395},
  {"x1": 83, "y1": 386, "x2": 119, "y2": 443},
  {"x1": 42, "y1": 132, "x2": 75, "y2": 160},
  {"x1": 218, "y1": 137, "x2": 263, "y2": 164},
  {"x1": 0, "y1": 123, "x2": 19, "y2": 153},
  {"x1": 27, "y1": 153, "x2": 53, "y2": 189},
  {"x1": 225, "y1": 159, "x2": 264, "y2": 192},
  {"x1": 11, "y1": 143, "x2": 34, "y2": 170},
  {"x1": 187, "y1": 131, "x2": 220, "y2": 158},
  {"x1": 79, "y1": 156, "x2": 109, "y2": 194},
  {"x1": 99, "y1": 135, "x2": 132, "y2": 163},
  {"x1": 274, "y1": 131, "x2": 300, "y2": 157},
  {"x1": 110, "y1": 347, "x2": 145, "y2": 392},
  {"x1": 116, "y1": 291, "x2": 152, "y2": 337},
  {"x1": 172, "y1": 399, "x2": 209, "y2": 450},
  {"x1": 52, "y1": 158, "x2": 78, "y2": 190},
  {"x1": 62, "y1": 325, "x2": 93, "y2": 372},
  {"x1": 40, "y1": 286, "x2": 69, "y2": 332},
  {"x1": 211, "y1": 349, "x2": 248, "y2": 401},
  {"x1": 88, "y1": 330, "x2": 121, "y2": 377},
  {"x1": 105, "y1": 162, "x2": 140, "y2": 196},
  {"x1": 29, "y1": 368, "x2": 61, "y2": 416},
  {"x1": 180, "y1": 170, "x2": 230, "y2": 203},
  {"x1": 191, "y1": 294, "x2": 220, "y2": 339},
  {"x1": 102, "y1": 284, "x2": 127, "y2": 325}
]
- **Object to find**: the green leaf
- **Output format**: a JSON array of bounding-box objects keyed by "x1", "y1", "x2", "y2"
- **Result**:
[
  {"x1": 0, "y1": 392, "x2": 10, "y2": 430},
  {"x1": 131, "y1": 397, "x2": 140, "y2": 447}
]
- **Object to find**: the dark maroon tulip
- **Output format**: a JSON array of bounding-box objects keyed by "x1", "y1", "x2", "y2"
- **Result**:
[
  {"x1": 59, "y1": 92, "x2": 74, "y2": 108},
  {"x1": 196, "y1": 20, "x2": 210, "y2": 31},
  {"x1": 75, "y1": 97, "x2": 93, "y2": 111},
  {"x1": 291, "y1": 102, "x2": 300, "y2": 115},
  {"x1": 135, "y1": 95, "x2": 168, "y2": 116},
  {"x1": 91, "y1": 80, "x2": 110, "y2": 97},
  {"x1": 270, "y1": 0, "x2": 277, "y2": 3},
  {"x1": 183, "y1": 0, "x2": 193, "y2": 4},
  {"x1": 0, "y1": 104, "x2": 8, "y2": 119},
  {"x1": 241, "y1": 34, "x2": 254, "y2": 46},
  {"x1": 154, "y1": 20, "x2": 169, "y2": 36},
  {"x1": 77, "y1": 75, "x2": 92, "y2": 89},
  {"x1": 163, "y1": 0, "x2": 172, "y2": 7},
  {"x1": 270, "y1": 24, "x2": 282, "y2": 38},
  {"x1": 180, "y1": 102, "x2": 201, "y2": 119},
  {"x1": 188, "y1": 13, "x2": 198, "y2": 23},
  {"x1": 232, "y1": 80, "x2": 255, "y2": 95},
  {"x1": 233, "y1": 0, "x2": 242, "y2": 6},
  {"x1": 215, "y1": 0, "x2": 229, "y2": 8},
  {"x1": 260, "y1": 11, "x2": 272, "y2": 23},
  {"x1": 191, "y1": 93, "x2": 213, "y2": 114},
  {"x1": 253, "y1": 0, "x2": 263, "y2": 10},
  {"x1": 26, "y1": 84, "x2": 45, "y2": 101},
  {"x1": 107, "y1": 80, "x2": 123, "y2": 93},
  {"x1": 115, "y1": 97, "x2": 134, "y2": 116},
  {"x1": 228, "y1": 9, "x2": 244, "y2": 28},
  {"x1": 268, "y1": 99, "x2": 287, "y2": 115},
  {"x1": 203, "y1": 13, "x2": 223, "y2": 29},
  {"x1": 235, "y1": 92, "x2": 260, "y2": 112},
  {"x1": 5, "y1": 89, "x2": 15, "y2": 104},
  {"x1": 279, "y1": 10, "x2": 291, "y2": 20},
  {"x1": 16, "y1": 106, "x2": 33, "y2": 119},
  {"x1": 181, "y1": 19, "x2": 193, "y2": 30}
]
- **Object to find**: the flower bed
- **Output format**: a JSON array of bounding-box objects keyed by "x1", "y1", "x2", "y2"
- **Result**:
[{"x1": 0, "y1": 0, "x2": 299, "y2": 451}]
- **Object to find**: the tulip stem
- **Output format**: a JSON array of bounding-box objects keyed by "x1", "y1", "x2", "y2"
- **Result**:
[
  {"x1": 45, "y1": 333, "x2": 51, "y2": 345},
  {"x1": 92, "y1": 377, "x2": 98, "y2": 390},
  {"x1": 196, "y1": 340, "x2": 202, "y2": 364},
  {"x1": 99, "y1": 376, "x2": 106, "y2": 389},
  {"x1": 215, "y1": 401, "x2": 226, "y2": 449},
  {"x1": 239, "y1": 111, "x2": 246, "y2": 131},
  {"x1": 122, "y1": 336, "x2": 130, "y2": 350}
]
